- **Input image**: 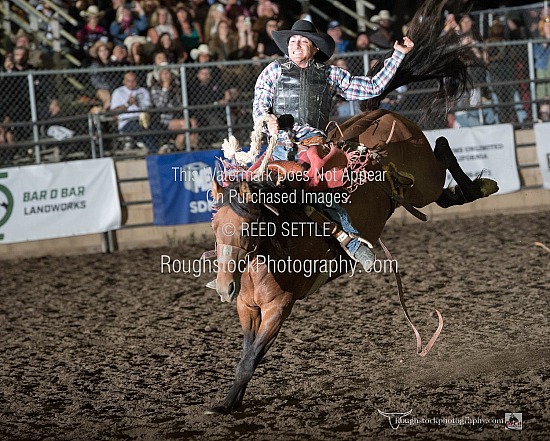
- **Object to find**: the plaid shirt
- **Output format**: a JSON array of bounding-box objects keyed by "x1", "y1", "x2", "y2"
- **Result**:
[{"x1": 253, "y1": 50, "x2": 405, "y2": 141}]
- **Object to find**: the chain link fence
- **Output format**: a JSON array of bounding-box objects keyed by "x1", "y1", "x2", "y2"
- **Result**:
[{"x1": 0, "y1": 39, "x2": 547, "y2": 167}]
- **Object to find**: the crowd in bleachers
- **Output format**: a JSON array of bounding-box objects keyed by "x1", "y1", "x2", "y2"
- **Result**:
[{"x1": 2, "y1": 1, "x2": 550, "y2": 152}]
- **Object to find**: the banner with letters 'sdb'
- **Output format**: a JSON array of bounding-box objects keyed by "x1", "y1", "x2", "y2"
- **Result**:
[
  {"x1": 424, "y1": 124, "x2": 520, "y2": 195},
  {"x1": 146, "y1": 150, "x2": 221, "y2": 225},
  {"x1": 0, "y1": 158, "x2": 121, "y2": 244}
]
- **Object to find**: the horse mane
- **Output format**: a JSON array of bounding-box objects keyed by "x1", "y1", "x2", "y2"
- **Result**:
[
  {"x1": 215, "y1": 180, "x2": 309, "y2": 253},
  {"x1": 361, "y1": 0, "x2": 482, "y2": 121}
]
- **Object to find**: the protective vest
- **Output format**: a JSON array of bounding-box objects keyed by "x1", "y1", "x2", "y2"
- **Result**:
[{"x1": 272, "y1": 59, "x2": 334, "y2": 131}]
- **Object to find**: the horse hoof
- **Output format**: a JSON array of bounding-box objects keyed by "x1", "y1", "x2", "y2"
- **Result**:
[
  {"x1": 477, "y1": 178, "x2": 499, "y2": 197},
  {"x1": 204, "y1": 405, "x2": 230, "y2": 415}
]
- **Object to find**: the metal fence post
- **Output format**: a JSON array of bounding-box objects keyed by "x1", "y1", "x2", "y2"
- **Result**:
[
  {"x1": 225, "y1": 104, "x2": 233, "y2": 138},
  {"x1": 88, "y1": 113, "x2": 96, "y2": 159},
  {"x1": 179, "y1": 65, "x2": 192, "y2": 151},
  {"x1": 27, "y1": 72, "x2": 40, "y2": 164},
  {"x1": 527, "y1": 41, "x2": 538, "y2": 121},
  {"x1": 362, "y1": 52, "x2": 370, "y2": 76}
]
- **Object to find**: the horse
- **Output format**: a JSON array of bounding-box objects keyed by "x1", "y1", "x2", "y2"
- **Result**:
[{"x1": 203, "y1": 0, "x2": 499, "y2": 414}]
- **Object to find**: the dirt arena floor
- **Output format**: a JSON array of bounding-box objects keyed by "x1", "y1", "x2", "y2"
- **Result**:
[{"x1": 1, "y1": 210, "x2": 549, "y2": 440}]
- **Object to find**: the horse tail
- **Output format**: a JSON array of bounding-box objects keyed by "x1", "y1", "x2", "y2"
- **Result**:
[{"x1": 361, "y1": 0, "x2": 481, "y2": 121}]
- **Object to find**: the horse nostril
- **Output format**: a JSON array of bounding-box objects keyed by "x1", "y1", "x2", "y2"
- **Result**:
[{"x1": 228, "y1": 281, "x2": 235, "y2": 297}]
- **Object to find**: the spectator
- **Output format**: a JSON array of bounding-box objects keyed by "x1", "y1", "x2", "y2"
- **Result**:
[
  {"x1": 224, "y1": 0, "x2": 250, "y2": 24},
  {"x1": 146, "y1": 51, "x2": 168, "y2": 87},
  {"x1": 204, "y1": 3, "x2": 228, "y2": 43},
  {"x1": 190, "y1": 43, "x2": 214, "y2": 63},
  {"x1": 354, "y1": 32, "x2": 374, "y2": 51},
  {"x1": 459, "y1": 13, "x2": 482, "y2": 44},
  {"x1": 150, "y1": 63, "x2": 199, "y2": 151},
  {"x1": 175, "y1": 5, "x2": 203, "y2": 53},
  {"x1": 1, "y1": 46, "x2": 34, "y2": 140},
  {"x1": 1, "y1": 46, "x2": 55, "y2": 139},
  {"x1": 255, "y1": 19, "x2": 283, "y2": 59},
  {"x1": 187, "y1": 66, "x2": 232, "y2": 144},
  {"x1": 527, "y1": 8, "x2": 543, "y2": 38},
  {"x1": 101, "y1": 0, "x2": 124, "y2": 30},
  {"x1": 330, "y1": 58, "x2": 360, "y2": 121},
  {"x1": 189, "y1": 0, "x2": 210, "y2": 34},
  {"x1": 234, "y1": 14, "x2": 257, "y2": 59},
  {"x1": 156, "y1": 32, "x2": 186, "y2": 63},
  {"x1": 442, "y1": 12, "x2": 460, "y2": 35},
  {"x1": 326, "y1": 21, "x2": 351, "y2": 54},
  {"x1": 142, "y1": 0, "x2": 160, "y2": 21},
  {"x1": 534, "y1": 17, "x2": 550, "y2": 120},
  {"x1": 125, "y1": 36, "x2": 149, "y2": 63},
  {"x1": 36, "y1": 0, "x2": 56, "y2": 51},
  {"x1": 0, "y1": 116, "x2": 15, "y2": 145},
  {"x1": 11, "y1": 30, "x2": 48, "y2": 69},
  {"x1": 485, "y1": 20, "x2": 515, "y2": 123},
  {"x1": 41, "y1": 99, "x2": 77, "y2": 142},
  {"x1": 89, "y1": 41, "x2": 117, "y2": 111},
  {"x1": 147, "y1": 6, "x2": 178, "y2": 45},
  {"x1": 110, "y1": 71, "x2": 157, "y2": 151},
  {"x1": 252, "y1": 0, "x2": 282, "y2": 35},
  {"x1": 111, "y1": 43, "x2": 130, "y2": 66},
  {"x1": 110, "y1": 2, "x2": 149, "y2": 45},
  {"x1": 67, "y1": 0, "x2": 89, "y2": 34},
  {"x1": 369, "y1": 10, "x2": 400, "y2": 50},
  {"x1": 77, "y1": 5, "x2": 110, "y2": 59},
  {"x1": 208, "y1": 19, "x2": 239, "y2": 61}
]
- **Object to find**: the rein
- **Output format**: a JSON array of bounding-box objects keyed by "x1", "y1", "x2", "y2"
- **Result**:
[{"x1": 378, "y1": 238, "x2": 443, "y2": 357}]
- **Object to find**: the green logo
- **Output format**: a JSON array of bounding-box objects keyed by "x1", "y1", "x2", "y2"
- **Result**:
[{"x1": 0, "y1": 172, "x2": 14, "y2": 240}]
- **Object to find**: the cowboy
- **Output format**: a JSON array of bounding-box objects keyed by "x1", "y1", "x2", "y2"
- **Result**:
[
  {"x1": 369, "y1": 10, "x2": 400, "y2": 50},
  {"x1": 252, "y1": 19, "x2": 414, "y2": 270}
]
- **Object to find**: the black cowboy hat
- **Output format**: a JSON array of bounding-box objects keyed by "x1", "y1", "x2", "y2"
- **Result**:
[{"x1": 272, "y1": 20, "x2": 335, "y2": 62}]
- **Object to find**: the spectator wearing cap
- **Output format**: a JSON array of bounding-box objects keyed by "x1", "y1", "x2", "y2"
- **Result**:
[
  {"x1": 124, "y1": 35, "x2": 150, "y2": 86},
  {"x1": 191, "y1": 43, "x2": 214, "y2": 63},
  {"x1": 10, "y1": 29, "x2": 48, "y2": 68},
  {"x1": 110, "y1": 2, "x2": 149, "y2": 45},
  {"x1": 369, "y1": 10, "x2": 400, "y2": 50},
  {"x1": 77, "y1": 6, "x2": 110, "y2": 59},
  {"x1": 89, "y1": 41, "x2": 117, "y2": 110},
  {"x1": 326, "y1": 20, "x2": 351, "y2": 54}
]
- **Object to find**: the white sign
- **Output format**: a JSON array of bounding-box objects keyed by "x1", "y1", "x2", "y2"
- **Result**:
[
  {"x1": 533, "y1": 122, "x2": 550, "y2": 189},
  {"x1": 0, "y1": 158, "x2": 121, "y2": 244},
  {"x1": 423, "y1": 124, "x2": 520, "y2": 194}
]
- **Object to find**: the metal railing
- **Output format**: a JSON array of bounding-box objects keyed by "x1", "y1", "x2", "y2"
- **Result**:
[{"x1": 0, "y1": 39, "x2": 548, "y2": 168}]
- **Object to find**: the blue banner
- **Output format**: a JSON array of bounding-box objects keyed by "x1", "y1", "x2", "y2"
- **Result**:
[{"x1": 146, "y1": 150, "x2": 222, "y2": 225}]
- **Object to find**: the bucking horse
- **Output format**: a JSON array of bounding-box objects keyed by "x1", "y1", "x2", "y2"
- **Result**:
[{"x1": 203, "y1": 0, "x2": 499, "y2": 414}]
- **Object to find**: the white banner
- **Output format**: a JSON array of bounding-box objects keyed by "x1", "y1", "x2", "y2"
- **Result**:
[
  {"x1": 533, "y1": 122, "x2": 550, "y2": 189},
  {"x1": 424, "y1": 124, "x2": 520, "y2": 195},
  {"x1": 0, "y1": 158, "x2": 121, "y2": 244}
]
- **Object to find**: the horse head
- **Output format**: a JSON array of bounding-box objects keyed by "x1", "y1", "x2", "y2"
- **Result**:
[{"x1": 210, "y1": 179, "x2": 267, "y2": 302}]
